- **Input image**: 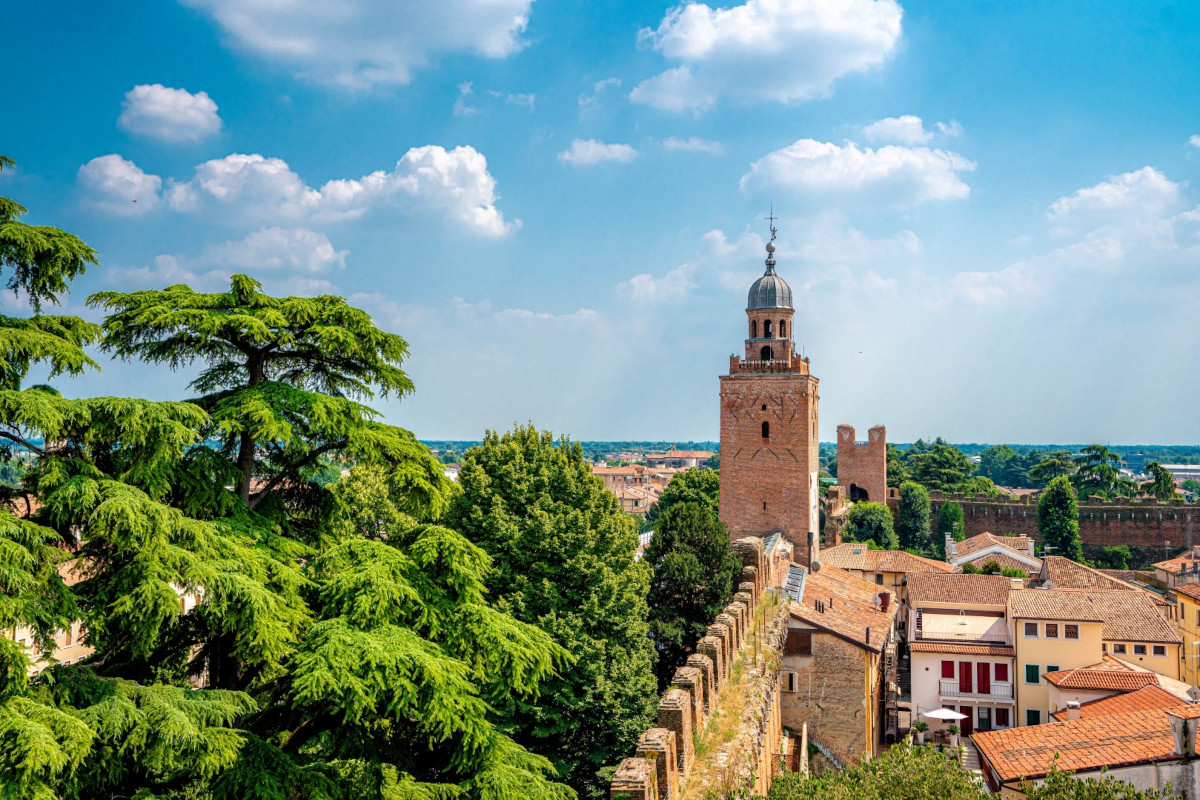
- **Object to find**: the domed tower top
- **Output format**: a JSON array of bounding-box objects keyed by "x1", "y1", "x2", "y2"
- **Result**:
[{"x1": 746, "y1": 220, "x2": 793, "y2": 310}]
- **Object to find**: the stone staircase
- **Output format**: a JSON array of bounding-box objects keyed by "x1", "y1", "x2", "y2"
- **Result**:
[{"x1": 961, "y1": 737, "x2": 983, "y2": 775}]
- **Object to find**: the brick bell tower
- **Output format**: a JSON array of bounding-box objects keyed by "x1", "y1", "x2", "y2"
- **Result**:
[{"x1": 718, "y1": 220, "x2": 820, "y2": 565}]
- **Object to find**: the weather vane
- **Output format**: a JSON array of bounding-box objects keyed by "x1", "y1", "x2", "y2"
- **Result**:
[{"x1": 766, "y1": 204, "x2": 778, "y2": 241}]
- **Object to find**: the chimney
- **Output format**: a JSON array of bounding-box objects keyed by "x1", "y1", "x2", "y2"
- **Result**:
[
  {"x1": 866, "y1": 626, "x2": 871, "y2": 646},
  {"x1": 1010, "y1": 578, "x2": 1024, "y2": 590},
  {"x1": 945, "y1": 533, "x2": 957, "y2": 560},
  {"x1": 1027, "y1": 538, "x2": 1036, "y2": 557},
  {"x1": 1167, "y1": 710, "x2": 1198, "y2": 757},
  {"x1": 1066, "y1": 701, "x2": 1081, "y2": 722},
  {"x1": 807, "y1": 531, "x2": 815, "y2": 568},
  {"x1": 879, "y1": 592, "x2": 891, "y2": 613}
]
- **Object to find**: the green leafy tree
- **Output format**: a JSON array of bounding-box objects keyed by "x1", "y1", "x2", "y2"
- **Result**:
[
  {"x1": 978, "y1": 445, "x2": 1018, "y2": 485},
  {"x1": 886, "y1": 444, "x2": 910, "y2": 488},
  {"x1": 1071, "y1": 445, "x2": 1125, "y2": 500},
  {"x1": 979, "y1": 559, "x2": 1002, "y2": 575},
  {"x1": 934, "y1": 501, "x2": 965, "y2": 558},
  {"x1": 910, "y1": 444, "x2": 974, "y2": 491},
  {"x1": 446, "y1": 426, "x2": 658, "y2": 800},
  {"x1": 1094, "y1": 545, "x2": 1133, "y2": 570},
  {"x1": 644, "y1": 466, "x2": 719, "y2": 528},
  {"x1": 1039, "y1": 476, "x2": 1083, "y2": 561},
  {"x1": 1142, "y1": 461, "x2": 1177, "y2": 501},
  {"x1": 844, "y1": 501, "x2": 897, "y2": 549},
  {"x1": 1183, "y1": 478, "x2": 1200, "y2": 495},
  {"x1": 961, "y1": 562, "x2": 980, "y2": 574},
  {"x1": 89, "y1": 275, "x2": 449, "y2": 528},
  {"x1": 896, "y1": 481, "x2": 931, "y2": 552},
  {"x1": 766, "y1": 741, "x2": 985, "y2": 800},
  {"x1": 643, "y1": 501, "x2": 739, "y2": 688},
  {"x1": 1000, "y1": 566, "x2": 1026, "y2": 578},
  {"x1": 1027, "y1": 450, "x2": 1076, "y2": 486}
]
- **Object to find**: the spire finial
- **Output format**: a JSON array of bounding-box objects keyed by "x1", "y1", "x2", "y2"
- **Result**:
[{"x1": 764, "y1": 204, "x2": 778, "y2": 272}]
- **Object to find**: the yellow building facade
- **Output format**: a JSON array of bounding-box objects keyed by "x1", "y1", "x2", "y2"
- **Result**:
[
  {"x1": 1010, "y1": 590, "x2": 1105, "y2": 727},
  {"x1": 1170, "y1": 584, "x2": 1200, "y2": 687}
]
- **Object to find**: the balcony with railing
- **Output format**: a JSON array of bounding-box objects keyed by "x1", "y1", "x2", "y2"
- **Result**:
[
  {"x1": 913, "y1": 610, "x2": 1011, "y2": 646},
  {"x1": 938, "y1": 679, "x2": 1014, "y2": 702}
]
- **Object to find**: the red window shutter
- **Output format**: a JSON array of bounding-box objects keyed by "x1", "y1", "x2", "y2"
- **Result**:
[
  {"x1": 995, "y1": 663, "x2": 1009, "y2": 682},
  {"x1": 996, "y1": 708, "x2": 1009, "y2": 727},
  {"x1": 941, "y1": 660, "x2": 955, "y2": 678},
  {"x1": 977, "y1": 662, "x2": 990, "y2": 694},
  {"x1": 959, "y1": 661, "x2": 973, "y2": 693}
]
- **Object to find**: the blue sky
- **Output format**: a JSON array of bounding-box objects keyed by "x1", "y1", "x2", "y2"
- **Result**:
[{"x1": 5, "y1": 0, "x2": 1200, "y2": 443}]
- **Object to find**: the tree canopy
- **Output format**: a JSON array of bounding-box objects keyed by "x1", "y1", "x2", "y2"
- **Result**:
[
  {"x1": 644, "y1": 466, "x2": 719, "y2": 528},
  {"x1": 643, "y1": 501, "x2": 739, "y2": 688},
  {"x1": 445, "y1": 425, "x2": 658, "y2": 800},
  {"x1": 896, "y1": 482, "x2": 931, "y2": 552},
  {"x1": 0, "y1": 161, "x2": 578, "y2": 800},
  {"x1": 843, "y1": 501, "x2": 897, "y2": 549},
  {"x1": 1039, "y1": 476, "x2": 1083, "y2": 561}
]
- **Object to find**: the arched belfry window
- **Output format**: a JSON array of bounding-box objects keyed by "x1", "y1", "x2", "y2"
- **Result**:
[
  {"x1": 750, "y1": 320, "x2": 757, "y2": 338},
  {"x1": 780, "y1": 320, "x2": 787, "y2": 338},
  {"x1": 764, "y1": 320, "x2": 773, "y2": 337},
  {"x1": 760, "y1": 345, "x2": 773, "y2": 361},
  {"x1": 762, "y1": 421, "x2": 770, "y2": 439}
]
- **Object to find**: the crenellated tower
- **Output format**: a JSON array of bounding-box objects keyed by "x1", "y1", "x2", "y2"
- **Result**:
[{"x1": 718, "y1": 221, "x2": 820, "y2": 565}]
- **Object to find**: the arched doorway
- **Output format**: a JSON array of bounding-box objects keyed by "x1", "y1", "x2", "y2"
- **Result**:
[
  {"x1": 849, "y1": 484, "x2": 869, "y2": 502},
  {"x1": 760, "y1": 345, "x2": 773, "y2": 361}
]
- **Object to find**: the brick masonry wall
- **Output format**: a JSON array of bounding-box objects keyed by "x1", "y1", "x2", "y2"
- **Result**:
[
  {"x1": 719, "y1": 373, "x2": 820, "y2": 563},
  {"x1": 926, "y1": 492, "x2": 1200, "y2": 551},
  {"x1": 780, "y1": 632, "x2": 869, "y2": 766},
  {"x1": 835, "y1": 425, "x2": 887, "y2": 505}
]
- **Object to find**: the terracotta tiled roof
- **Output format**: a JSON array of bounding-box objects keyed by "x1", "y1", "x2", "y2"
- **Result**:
[
  {"x1": 789, "y1": 564, "x2": 896, "y2": 653},
  {"x1": 1172, "y1": 583, "x2": 1200, "y2": 602},
  {"x1": 974, "y1": 708, "x2": 1184, "y2": 782},
  {"x1": 1008, "y1": 589, "x2": 1105, "y2": 621},
  {"x1": 1152, "y1": 546, "x2": 1200, "y2": 575},
  {"x1": 656, "y1": 449, "x2": 715, "y2": 459},
  {"x1": 908, "y1": 642, "x2": 1014, "y2": 656},
  {"x1": 1099, "y1": 569, "x2": 1144, "y2": 584},
  {"x1": 1050, "y1": 685, "x2": 1181, "y2": 721},
  {"x1": 1086, "y1": 590, "x2": 1181, "y2": 644},
  {"x1": 906, "y1": 573, "x2": 1019, "y2": 607},
  {"x1": 959, "y1": 552, "x2": 1040, "y2": 574},
  {"x1": 957, "y1": 532, "x2": 1034, "y2": 558},
  {"x1": 819, "y1": 544, "x2": 955, "y2": 575},
  {"x1": 1039, "y1": 556, "x2": 1146, "y2": 592},
  {"x1": 1043, "y1": 666, "x2": 1160, "y2": 692}
]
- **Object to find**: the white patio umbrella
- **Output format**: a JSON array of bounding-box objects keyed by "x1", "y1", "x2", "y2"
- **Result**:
[{"x1": 921, "y1": 708, "x2": 967, "y2": 722}]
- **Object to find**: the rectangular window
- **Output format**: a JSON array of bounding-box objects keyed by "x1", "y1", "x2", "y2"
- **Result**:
[
  {"x1": 996, "y1": 708, "x2": 1010, "y2": 728},
  {"x1": 1102, "y1": 643, "x2": 1108, "y2": 652},
  {"x1": 1024, "y1": 622, "x2": 1039, "y2": 638},
  {"x1": 941, "y1": 660, "x2": 955, "y2": 679},
  {"x1": 1114, "y1": 643, "x2": 1127, "y2": 654},
  {"x1": 1134, "y1": 644, "x2": 1147, "y2": 655},
  {"x1": 1065, "y1": 624, "x2": 1079, "y2": 640},
  {"x1": 995, "y1": 663, "x2": 1009, "y2": 682},
  {"x1": 977, "y1": 662, "x2": 991, "y2": 694},
  {"x1": 1026, "y1": 709, "x2": 1041, "y2": 726},
  {"x1": 1044, "y1": 623, "x2": 1059, "y2": 639},
  {"x1": 959, "y1": 662, "x2": 973, "y2": 694},
  {"x1": 1196, "y1": 609, "x2": 1199, "y2": 626},
  {"x1": 785, "y1": 630, "x2": 813, "y2": 656},
  {"x1": 785, "y1": 672, "x2": 798, "y2": 692},
  {"x1": 1025, "y1": 664, "x2": 1040, "y2": 684},
  {"x1": 875, "y1": 574, "x2": 884, "y2": 585},
  {"x1": 1153, "y1": 645, "x2": 1167, "y2": 656}
]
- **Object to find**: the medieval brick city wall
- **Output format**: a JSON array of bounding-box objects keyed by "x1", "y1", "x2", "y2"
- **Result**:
[
  {"x1": 835, "y1": 425, "x2": 887, "y2": 505},
  {"x1": 609, "y1": 538, "x2": 788, "y2": 800},
  {"x1": 718, "y1": 374, "x2": 820, "y2": 563},
  {"x1": 927, "y1": 491, "x2": 1200, "y2": 552}
]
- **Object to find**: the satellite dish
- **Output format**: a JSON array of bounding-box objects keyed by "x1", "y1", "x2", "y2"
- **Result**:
[
  {"x1": 810, "y1": 561, "x2": 821, "y2": 573},
  {"x1": 1188, "y1": 685, "x2": 1200, "y2": 703}
]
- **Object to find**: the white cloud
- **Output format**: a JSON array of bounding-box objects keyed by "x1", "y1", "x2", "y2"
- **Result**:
[
  {"x1": 1048, "y1": 166, "x2": 1183, "y2": 224},
  {"x1": 111, "y1": 228, "x2": 347, "y2": 291},
  {"x1": 557, "y1": 139, "x2": 640, "y2": 166},
  {"x1": 579, "y1": 78, "x2": 622, "y2": 111},
  {"x1": 663, "y1": 136, "x2": 724, "y2": 154},
  {"x1": 77, "y1": 154, "x2": 163, "y2": 214},
  {"x1": 618, "y1": 264, "x2": 697, "y2": 303},
  {"x1": 453, "y1": 82, "x2": 479, "y2": 116},
  {"x1": 740, "y1": 139, "x2": 975, "y2": 205},
  {"x1": 86, "y1": 147, "x2": 516, "y2": 235},
  {"x1": 503, "y1": 92, "x2": 536, "y2": 108},
  {"x1": 631, "y1": 0, "x2": 903, "y2": 112},
  {"x1": 182, "y1": 0, "x2": 532, "y2": 89},
  {"x1": 118, "y1": 84, "x2": 222, "y2": 142},
  {"x1": 1189, "y1": 135, "x2": 1200, "y2": 149}
]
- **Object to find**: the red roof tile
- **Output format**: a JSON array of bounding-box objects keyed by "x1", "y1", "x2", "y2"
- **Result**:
[{"x1": 1050, "y1": 685, "x2": 1181, "y2": 722}]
